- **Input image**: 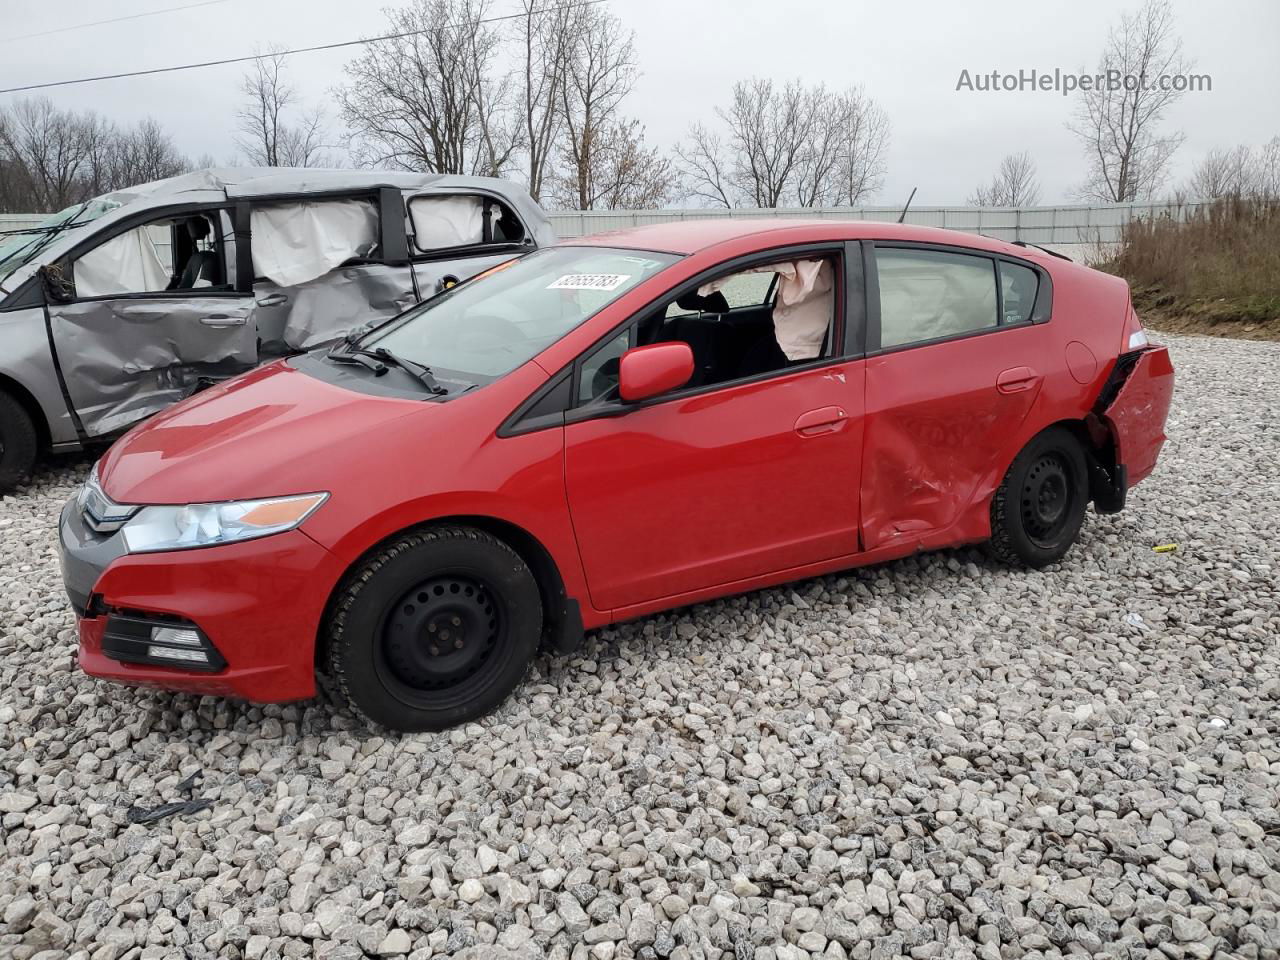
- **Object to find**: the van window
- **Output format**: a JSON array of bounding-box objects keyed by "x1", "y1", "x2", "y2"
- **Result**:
[
  {"x1": 876, "y1": 248, "x2": 998, "y2": 348},
  {"x1": 408, "y1": 195, "x2": 526, "y2": 254},
  {"x1": 72, "y1": 212, "x2": 226, "y2": 298},
  {"x1": 250, "y1": 199, "x2": 378, "y2": 288}
]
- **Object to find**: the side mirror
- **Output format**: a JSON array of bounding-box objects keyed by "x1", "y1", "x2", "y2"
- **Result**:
[
  {"x1": 39, "y1": 263, "x2": 74, "y2": 303},
  {"x1": 618, "y1": 342, "x2": 694, "y2": 403}
]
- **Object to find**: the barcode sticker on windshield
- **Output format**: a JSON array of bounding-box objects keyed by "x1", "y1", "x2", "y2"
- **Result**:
[{"x1": 547, "y1": 273, "x2": 631, "y2": 291}]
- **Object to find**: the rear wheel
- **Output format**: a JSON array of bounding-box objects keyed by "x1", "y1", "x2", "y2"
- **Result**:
[
  {"x1": 0, "y1": 391, "x2": 38, "y2": 494},
  {"x1": 988, "y1": 427, "x2": 1089, "y2": 568},
  {"x1": 325, "y1": 526, "x2": 541, "y2": 732}
]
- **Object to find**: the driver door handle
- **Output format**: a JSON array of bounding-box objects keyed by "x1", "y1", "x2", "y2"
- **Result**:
[
  {"x1": 256, "y1": 293, "x2": 289, "y2": 307},
  {"x1": 794, "y1": 406, "x2": 847, "y2": 437},
  {"x1": 200, "y1": 314, "x2": 247, "y2": 327}
]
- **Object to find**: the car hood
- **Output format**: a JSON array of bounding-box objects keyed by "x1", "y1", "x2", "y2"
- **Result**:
[{"x1": 98, "y1": 360, "x2": 430, "y2": 505}]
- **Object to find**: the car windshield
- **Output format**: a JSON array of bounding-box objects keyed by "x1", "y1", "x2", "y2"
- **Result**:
[
  {"x1": 364, "y1": 246, "x2": 678, "y2": 384},
  {"x1": 0, "y1": 198, "x2": 121, "y2": 285}
]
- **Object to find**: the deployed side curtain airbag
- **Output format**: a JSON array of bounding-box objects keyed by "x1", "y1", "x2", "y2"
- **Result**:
[
  {"x1": 250, "y1": 200, "x2": 378, "y2": 288},
  {"x1": 409, "y1": 195, "x2": 486, "y2": 251},
  {"x1": 76, "y1": 227, "x2": 170, "y2": 298},
  {"x1": 699, "y1": 258, "x2": 834, "y2": 361}
]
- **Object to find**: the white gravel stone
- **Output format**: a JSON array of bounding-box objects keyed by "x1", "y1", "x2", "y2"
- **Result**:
[{"x1": 1, "y1": 334, "x2": 1278, "y2": 958}]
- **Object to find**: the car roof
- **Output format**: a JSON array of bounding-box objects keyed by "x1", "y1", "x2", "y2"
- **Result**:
[{"x1": 560, "y1": 217, "x2": 1041, "y2": 260}]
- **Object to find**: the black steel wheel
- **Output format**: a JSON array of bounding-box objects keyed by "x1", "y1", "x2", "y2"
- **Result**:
[
  {"x1": 988, "y1": 427, "x2": 1089, "y2": 568},
  {"x1": 325, "y1": 526, "x2": 542, "y2": 732}
]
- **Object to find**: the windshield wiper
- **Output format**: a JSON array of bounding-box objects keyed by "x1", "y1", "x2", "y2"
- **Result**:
[
  {"x1": 326, "y1": 350, "x2": 388, "y2": 376},
  {"x1": 334, "y1": 345, "x2": 448, "y2": 395}
]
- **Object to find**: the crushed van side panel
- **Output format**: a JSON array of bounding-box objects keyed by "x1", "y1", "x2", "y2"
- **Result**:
[
  {"x1": 255, "y1": 264, "x2": 418, "y2": 354},
  {"x1": 1100, "y1": 345, "x2": 1174, "y2": 486},
  {"x1": 49, "y1": 298, "x2": 257, "y2": 436}
]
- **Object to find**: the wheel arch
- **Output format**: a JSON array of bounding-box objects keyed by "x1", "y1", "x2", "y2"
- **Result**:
[
  {"x1": 1015, "y1": 416, "x2": 1123, "y2": 514},
  {"x1": 316, "y1": 514, "x2": 584, "y2": 671},
  {"x1": 0, "y1": 372, "x2": 51, "y2": 451}
]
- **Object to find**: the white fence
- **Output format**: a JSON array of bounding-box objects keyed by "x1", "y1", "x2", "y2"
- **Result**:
[
  {"x1": 546, "y1": 201, "x2": 1211, "y2": 247},
  {"x1": 3, "y1": 201, "x2": 1210, "y2": 252}
]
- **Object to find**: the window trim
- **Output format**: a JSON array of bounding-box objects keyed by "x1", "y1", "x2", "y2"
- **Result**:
[
  {"x1": 865, "y1": 240, "x2": 1053, "y2": 357},
  {"x1": 500, "y1": 241, "x2": 861, "y2": 437},
  {"x1": 60, "y1": 202, "x2": 244, "y2": 303},
  {"x1": 404, "y1": 188, "x2": 534, "y2": 263}
]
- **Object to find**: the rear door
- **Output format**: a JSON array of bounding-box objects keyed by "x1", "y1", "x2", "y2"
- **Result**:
[
  {"x1": 860, "y1": 242, "x2": 1051, "y2": 549},
  {"x1": 47, "y1": 206, "x2": 256, "y2": 438}
]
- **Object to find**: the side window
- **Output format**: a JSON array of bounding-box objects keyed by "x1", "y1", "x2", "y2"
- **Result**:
[
  {"x1": 578, "y1": 330, "x2": 631, "y2": 403},
  {"x1": 250, "y1": 198, "x2": 378, "y2": 288},
  {"x1": 1000, "y1": 261, "x2": 1040, "y2": 325},
  {"x1": 875, "y1": 248, "x2": 998, "y2": 349},
  {"x1": 578, "y1": 254, "x2": 838, "y2": 404},
  {"x1": 72, "y1": 212, "x2": 226, "y2": 299},
  {"x1": 408, "y1": 194, "x2": 526, "y2": 255}
]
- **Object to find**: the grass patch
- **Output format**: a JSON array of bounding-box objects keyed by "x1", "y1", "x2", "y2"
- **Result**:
[{"x1": 1098, "y1": 197, "x2": 1280, "y2": 340}]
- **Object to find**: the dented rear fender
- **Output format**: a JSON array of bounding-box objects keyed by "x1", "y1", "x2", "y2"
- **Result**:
[{"x1": 1099, "y1": 346, "x2": 1174, "y2": 488}]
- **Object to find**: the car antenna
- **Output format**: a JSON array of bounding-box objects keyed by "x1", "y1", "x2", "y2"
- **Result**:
[{"x1": 896, "y1": 187, "x2": 917, "y2": 224}]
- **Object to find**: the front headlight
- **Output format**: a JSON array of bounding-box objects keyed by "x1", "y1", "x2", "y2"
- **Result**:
[{"x1": 121, "y1": 493, "x2": 328, "y2": 553}]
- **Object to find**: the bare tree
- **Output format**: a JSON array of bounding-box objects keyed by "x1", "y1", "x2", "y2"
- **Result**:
[
  {"x1": 338, "y1": 0, "x2": 507, "y2": 174},
  {"x1": 549, "y1": 119, "x2": 678, "y2": 209},
  {"x1": 969, "y1": 151, "x2": 1041, "y2": 206},
  {"x1": 556, "y1": 3, "x2": 636, "y2": 209},
  {"x1": 237, "y1": 49, "x2": 328, "y2": 167},
  {"x1": 0, "y1": 98, "x2": 96, "y2": 211},
  {"x1": 676, "y1": 79, "x2": 889, "y2": 207},
  {"x1": 516, "y1": 0, "x2": 575, "y2": 201},
  {"x1": 1186, "y1": 139, "x2": 1280, "y2": 200},
  {"x1": 675, "y1": 123, "x2": 735, "y2": 208},
  {"x1": 1070, "y1": 0, "x2": 1190, "y2": 202}
]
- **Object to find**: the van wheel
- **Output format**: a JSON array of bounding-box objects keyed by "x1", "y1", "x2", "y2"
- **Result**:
[
  {"x1": 0, "y1": 391, "x2": 38, "y2": 493},
  {"x1": 988, "y1": 427, "x2": 1088, "y2": 568},
  {"x1": 325, "y1": 526, "x2": 542, "y2": 732}
]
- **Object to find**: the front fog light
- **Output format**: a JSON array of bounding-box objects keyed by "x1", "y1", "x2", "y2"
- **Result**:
[
  {"x1": 151, "y1": 626, "x2": 202, "y2": 647},
  {"x1": 147, "y1": 646, "x2": 211, "y2": 664}
]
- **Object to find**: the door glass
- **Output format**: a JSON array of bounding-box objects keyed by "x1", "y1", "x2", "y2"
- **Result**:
[
  {"x1": 73, "y1": 212, "x2": 226, "y2": 298},
  {"x1": 876, "y1": 248, "x2": 998, "y2": 348},
  {"x1": 1000, "y1": 261, "x2": 1040, "y2": 324}
]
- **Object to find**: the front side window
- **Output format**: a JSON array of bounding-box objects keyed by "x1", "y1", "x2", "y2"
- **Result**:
[
  {"x1": 71, "y1": 212, "x2": 226, "y2": 298},
  {"x1": 580, "y1": 254, "x2": 839, "y2": 404},
  {"x1": 367, "y1": 246, "x2": 676, "y2": 383},
  {"x1": 876, "y1": 248, "x2": 998, "y2": 348}
]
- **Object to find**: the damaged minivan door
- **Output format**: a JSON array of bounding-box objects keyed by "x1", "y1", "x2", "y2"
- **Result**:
[{"x1": 43, "y1": 205, "x2": 259, "y2": 438}]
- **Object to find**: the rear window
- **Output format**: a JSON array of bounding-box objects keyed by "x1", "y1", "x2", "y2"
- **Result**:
[{"x1": 876, "y1": 248, "x2": 998, "y2": 348}]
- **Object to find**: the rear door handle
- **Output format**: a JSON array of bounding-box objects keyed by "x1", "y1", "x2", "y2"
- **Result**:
[
  {"x1": 256, "y1": 293, "x2": 289, "y2": 307},
  {"x1": 996, "y1": 366, "x2": 1039, "y2": 394},
  {"x1": 794, "y1": 405, "x2": 848, "y2": 437},
  {"x1": 200, "y1": 314, "x2": 247, "y2": 327}
]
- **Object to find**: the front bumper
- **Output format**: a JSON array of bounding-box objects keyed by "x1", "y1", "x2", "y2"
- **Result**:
[{"x1": 59, "y1": 497, "x2": 346, "y2": 702}]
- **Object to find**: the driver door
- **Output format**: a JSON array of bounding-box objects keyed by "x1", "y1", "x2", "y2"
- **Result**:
[{"x1": 47, "y1": 208, "x2": 257, "y2": 437}]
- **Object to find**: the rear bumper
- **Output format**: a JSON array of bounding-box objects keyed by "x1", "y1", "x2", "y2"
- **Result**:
[
  {"x1": 1100, "y1": 345, "x2": 1175, "y2": 487},
  {"x1": 60, "y1": 499, "x2": 346, "y2": 703}
]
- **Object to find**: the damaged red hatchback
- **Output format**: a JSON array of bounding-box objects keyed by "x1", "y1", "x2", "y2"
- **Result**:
[{"x1": 59, "y1": 221, "x2": 1174, "y2": 731}]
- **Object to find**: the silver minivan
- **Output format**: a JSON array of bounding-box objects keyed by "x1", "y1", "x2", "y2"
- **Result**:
[{"x1": 0, "y1": 167, "x2": 554, "y2": 490}]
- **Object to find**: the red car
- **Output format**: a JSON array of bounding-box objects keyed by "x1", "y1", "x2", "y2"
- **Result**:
[{"x1": 59, "y1": 220, "x2": 1174, "y2": 731}]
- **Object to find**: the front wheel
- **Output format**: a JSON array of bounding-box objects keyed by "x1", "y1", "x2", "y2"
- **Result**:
[
  {"x1": 0, "y1": 391, "x2": 39, "y2": 494},
  {"x1": 987, "y1": 426, "x2": 1089, "y2": 568},
  {"x1": 325, "y1": 526, "x2": 542, "y2": 732}
]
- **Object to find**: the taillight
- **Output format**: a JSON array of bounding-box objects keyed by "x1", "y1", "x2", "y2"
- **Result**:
[{"x1": 1122, "y1": 299, "x2": 1148, "y2": 351}]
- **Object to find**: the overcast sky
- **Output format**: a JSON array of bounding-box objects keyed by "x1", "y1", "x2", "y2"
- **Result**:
[{"x1": 3, "y1": 0, "x2": 1278, "y2": 206}]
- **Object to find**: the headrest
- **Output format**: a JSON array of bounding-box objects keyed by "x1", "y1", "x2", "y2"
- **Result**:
[
  {"x1": 676, "y1": 290, "x2": 729, "y2": 314},
  {"x1": 185, "y1": 216, "x2": 211, "y2": 241}
]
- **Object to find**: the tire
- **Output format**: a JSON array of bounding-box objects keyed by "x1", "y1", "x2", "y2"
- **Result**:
[
  {"x1": 0, "y1": 391, "x2": 39, "y2": 494},
  {"x1": 987, "y1": 426, "x2": 1089, "y2": 569},
  {"x1": 325, "y1": 526, "x2": 542, "y2": 732}
]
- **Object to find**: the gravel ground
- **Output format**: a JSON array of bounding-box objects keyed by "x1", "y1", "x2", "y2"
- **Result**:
[{"x1": 2, "y1": 332, "x2": 1278, "y2": 960}]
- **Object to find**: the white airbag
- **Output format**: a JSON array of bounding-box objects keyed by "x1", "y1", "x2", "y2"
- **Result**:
[
  {"x1": 250, "y1": 199, "x2": 378, "y2": 288},
  {"x1": 75, "y1": 227, "x2": 170, "y2": 297},
  {"x1": 409, "y1": 195, "x2": 486, "y2": 250},
  {"x1": 699, "y1": 258, "x2": 834, "y2": 361}
]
